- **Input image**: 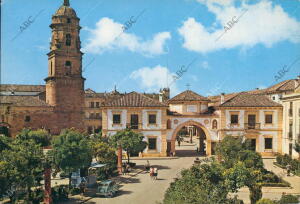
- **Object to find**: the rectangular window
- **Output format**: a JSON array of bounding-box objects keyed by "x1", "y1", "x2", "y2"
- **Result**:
[
  {"x1": 95, "y1": 113, "x2": 101, "y2": 119},
  {"x1": 25, "y1": 115, "x2": 31, "y2": 122},
  {"x1": 250, "y1": 139, "x2": 256, "y2": 151},
  {"x1": 265, "y1": 114, "x2": 273, "y2": 124},
  {"x1": 230, "y1": 114, "x2": 238, "y2": 124},
  {"x1": 90, "y1": 102, "x2": 95, "y2": 108},
  {"x1": 148, "y1": 138, "x2": 157, "y2": 150},
  {"x1": 87, "y1": 126, "x2": 93, "y2": 134},
  {"x1": 113, "y1": 114, "x2": 121, "y2": 124},
  {"x1": 148, "y1": 114, "x2": 157, "y2": 124},
  {"x1": 264, "y1": 138, "x2": 273, "y2": 149},
  {"x1": 96, "y1": 102, "x2": 100, "y2": 108},
  {"x1": 90, "y1": 113, "x2": 95, "y2": 119},
  {"x1": 130, "y1": 114, "x2": 139, "y2": 129}
]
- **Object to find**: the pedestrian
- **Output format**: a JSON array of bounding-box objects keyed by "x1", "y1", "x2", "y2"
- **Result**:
[
  {"x1": 286, "y1": 164, "x2": 291, "y2": 176},
  {"x1": 149, "y1": 167, "x2": 154, "y2": 180},
  {"x1": 126, "y1": 163, "x2": 131, "y2": 175},
  {"x1": 145, "y1": 160, "x2": 150, "y2": 172},
  {"x1": 153, "y1": 167, "x2": 158, "y2": 180}
]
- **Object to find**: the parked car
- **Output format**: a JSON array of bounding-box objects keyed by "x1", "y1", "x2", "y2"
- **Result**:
[{"x1": 97, "y1": 180, "x2": 119, "y2": 197}]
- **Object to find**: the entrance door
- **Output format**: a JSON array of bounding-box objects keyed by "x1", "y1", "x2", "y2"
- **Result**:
[
  {"x1": 248, "y1": 115, "x2": 256, "y2": 129},
  {"x1": 289, "y1": 143, "x2": 293, "y2": 156},
  {"x1": 250, "y1": 139, "x2": 256, "y2": 151},
  {"x1": 130, "y1": 114, "x2": 138, "y2": 129},
  {"x1": 167, "y1": 142, "x2": 171, "y2": 156}
]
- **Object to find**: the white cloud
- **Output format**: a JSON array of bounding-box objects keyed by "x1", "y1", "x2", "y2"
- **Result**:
[
  {"x1": 130, "y1": 65, "x2": 180, "y2": 95},
  {"x1": 83, "y1": 17, "x2": 171, "y2": 56},
  {"x1": 178, "y1": 0, "x2": 300, "y2": 53}
]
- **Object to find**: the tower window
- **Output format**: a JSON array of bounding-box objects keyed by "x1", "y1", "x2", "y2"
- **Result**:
[
  {"x1": 65, "y1": 61, "x2": 71, "y2": 66},
  {"x1": 25, "y1": 116, "x2": 31, "y2": 122},
  {"x1": 66, "y1": 34, "x2": 71, "y2": 46},
  {"x1": 67, "y1": 18, "x2": 71, "y2": 23}
]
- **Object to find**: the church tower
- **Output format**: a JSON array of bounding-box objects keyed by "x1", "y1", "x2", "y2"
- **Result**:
[{"x1": 45, "y1": 0, "x2": 85, "y2": 132}]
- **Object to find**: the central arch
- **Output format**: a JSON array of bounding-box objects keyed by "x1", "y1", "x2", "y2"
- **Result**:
[{"x1": 169, "y1": 120, "x2": 211, "y2": 156}]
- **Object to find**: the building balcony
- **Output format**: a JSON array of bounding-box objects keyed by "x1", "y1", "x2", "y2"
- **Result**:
[
  {"x1": 244, "y1": 123, "x2": 260, "y2": 130},
  {"x1": 126, "y1": 123, "x2": 142, "y2": 129}
]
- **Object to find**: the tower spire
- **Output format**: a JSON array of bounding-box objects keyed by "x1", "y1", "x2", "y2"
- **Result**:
[{"x1": 64, "y1": 0, "x2": 70, "y2": 6}]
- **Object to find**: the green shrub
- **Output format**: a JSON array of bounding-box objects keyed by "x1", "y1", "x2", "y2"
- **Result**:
[
  {"x1": 29, "y1": 188, "x2": 44, "y2": 203},
  {"x1": 278, "y1": 194, "x2": 299, "y2": 204},
  {"x1": 256, "y1": 198, "x2": 276, "y2": 204},
  {"x1": 51, "y1": 185, "x2": 69, "y2": 202},
  {"x1": 69, "y1": 187, "x2": 81, "y2": 195}
]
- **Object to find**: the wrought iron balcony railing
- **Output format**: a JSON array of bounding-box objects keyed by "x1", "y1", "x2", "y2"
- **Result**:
[
  {"x1": 244, "y1": 123, "x2": 260, "y2": 130},
  {"x1": 126, "y1": 123, "x2": 141, "y2": 129}
]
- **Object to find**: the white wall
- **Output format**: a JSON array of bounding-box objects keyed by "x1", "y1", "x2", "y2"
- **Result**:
[{"x1": 142, "y1": 109, "x2": 162, "y2": 130}]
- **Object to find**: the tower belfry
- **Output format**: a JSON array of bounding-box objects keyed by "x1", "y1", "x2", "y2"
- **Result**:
[
  {"x1": 64, "y1": 0, "x2": 70, "y2": 6},
  {"x1": 45, "y1": 0, "x2": 85, "y2": 132}
]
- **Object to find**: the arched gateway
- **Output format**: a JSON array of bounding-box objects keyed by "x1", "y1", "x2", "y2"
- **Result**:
[
  {"x1": 165, "y1": 90, "x2": 220, "y2": 157},
  {"x1": 167, "y1": 120, "x2": 215, "y2": 156}
]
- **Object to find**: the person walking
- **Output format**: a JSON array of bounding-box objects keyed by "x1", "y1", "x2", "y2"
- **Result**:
[
  {"x1": 153, "y1": 167, "x2": 158, "y2": 180},
  {"x1": 145, "y1": 160, "x2": 150, "y2": 172},
  {"x1": 149, "y1": 167, "x2": 154, "y2": 181},
  {"x1": 286, "y1": 164, "x2": 291, "y2": 176}
]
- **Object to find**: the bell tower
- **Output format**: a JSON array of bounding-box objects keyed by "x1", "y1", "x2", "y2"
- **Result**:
[{"x1": 45, "y1": 0, "x2": 85, "y2": 132}]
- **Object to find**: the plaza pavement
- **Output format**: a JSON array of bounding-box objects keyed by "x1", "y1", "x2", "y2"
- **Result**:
[
  {"x1": 63, "y1": 141, "x2": 198, "y2": 204},
  {"x1": 62, "y1": 142, "x2": 300, "y2": 204}
]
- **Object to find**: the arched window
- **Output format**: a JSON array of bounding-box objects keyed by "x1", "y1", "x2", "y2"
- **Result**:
[
  {"x1": 66, "y1": 34, "x2": 71, "y2": 46},
  {"x1": 212, "y1": 119, "x2": 218, "y2": 129},
  {"x1": 167, "y1": 119, "x2": 171, "y2": 129}
]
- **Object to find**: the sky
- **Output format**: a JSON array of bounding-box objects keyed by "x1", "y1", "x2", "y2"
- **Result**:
[{"x1": 1, "y1": 0, "x2": 300, "y2": 97}]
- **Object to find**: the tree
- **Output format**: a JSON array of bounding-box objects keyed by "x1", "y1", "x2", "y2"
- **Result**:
[
  {"x1": 50, "y1": 129, "x2": 92, "y2": 185},
  {"x1": 216, "y1": 136, "x2": 251, "y2": 168},
  {"x1": 109, "y1": 129, "x2": 147, "y2": 163},
  {"x1": 163, "y1": 162, "x2": 243, "y2": 204},
  {"x1": 92, "y1": 141, "x2": 117, "y2": 179},
  {"x1": 0, "y1": 137, "x2": 44, "y2": 202},
  {"x1": 217, "y1": 136, "x2": 264, "y2": 204},
  {"x1": 16, "y1": 128, "x2": 51, "y2": 147}
]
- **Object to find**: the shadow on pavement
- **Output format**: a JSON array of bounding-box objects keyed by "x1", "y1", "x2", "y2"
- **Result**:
[
  {"x1": 58, "y1": 197, "x2": 96, "y2": 204},
  {"x1": 118, "y1": 177, "x2": 140, "y2": 184},
  {"x1": 175, "y1": 150, "x2": 200, "y2": 157}
]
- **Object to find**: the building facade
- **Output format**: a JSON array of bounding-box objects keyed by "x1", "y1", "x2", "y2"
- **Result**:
[{"x1": 1, "y1": 0, "x2": 299, "y2": 158}]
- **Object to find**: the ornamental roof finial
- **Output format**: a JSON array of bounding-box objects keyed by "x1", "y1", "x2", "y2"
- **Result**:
[{"x1": 64, "y1": 0, "x2": 70, "y2": 6}]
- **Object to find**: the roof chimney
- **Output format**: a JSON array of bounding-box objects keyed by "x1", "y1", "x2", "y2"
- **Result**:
[{"x1": 221, "y1": 93, "x2": 225, "y2": 104}]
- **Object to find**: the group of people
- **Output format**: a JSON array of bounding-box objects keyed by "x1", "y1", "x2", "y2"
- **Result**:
[{"x1": 145, "y1": 160, "x2": 159, "y2": 181}]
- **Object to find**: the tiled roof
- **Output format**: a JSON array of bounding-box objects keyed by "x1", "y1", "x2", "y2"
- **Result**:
[
  {"x1": 168, "y1": 90, "x2": 210, "y2": 102},
  {"x1": 102, "y1": 92, "x2": 168, "y2": 107},
  {"x1": 0, "y1": 95, "x2": 50, "y2": 107},
  {"x1": 0, "y1": 84, "x2": 45, "y2": 92},
  {"x1": 219, "y1": 93, "x2": 282, "y2": 107}
]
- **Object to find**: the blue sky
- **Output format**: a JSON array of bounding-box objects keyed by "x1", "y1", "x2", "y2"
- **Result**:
[{"x1": 2, "y1": 0, "x2": 300, "y2": 97}]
